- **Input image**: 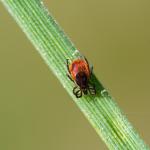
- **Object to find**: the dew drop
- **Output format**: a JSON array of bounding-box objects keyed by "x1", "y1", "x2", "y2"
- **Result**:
[
  {"x1": 72, "y1": 49, "x2": 80, "y2": 57},
  {"x1": 62, "y1": 83, "x2": 67, "y2": 89},
  {"x1": 101, "y1": 89, "x2": 109, "y2": 97}
]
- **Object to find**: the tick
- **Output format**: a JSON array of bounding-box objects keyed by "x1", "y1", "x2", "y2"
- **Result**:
[{"x1": 66, "y1": 57, "x2": 96, "y2": 98}]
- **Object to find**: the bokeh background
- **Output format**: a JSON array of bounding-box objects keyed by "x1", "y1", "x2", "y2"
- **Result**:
[{"x1": 0, "y1": 0, "x2": 150, "y2": 149}]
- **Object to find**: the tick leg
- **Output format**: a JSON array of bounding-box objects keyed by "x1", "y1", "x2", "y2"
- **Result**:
[
  {"x1": 88, "y1": 84, "x2": 96, "y2": 95},
  {"x1": 67, "y1": 74, "x2": 74, "y2": 82},
  {"x1": 76, "y1": 90, "x2": 82, "y2": 98},
  {"x1": 73, "y1": 86, "x2": 82, "y2": 98},
  {"x1": 84, "y1": 56, "x2": 89, "y2": 67},
  {"x1": 90, "y1": 65, "x2": 93, "y2": 75},
  {"x1": 73, "y1": 86, "x2": 78, "y2": 94},
  {"x1": 66, "y1": 59, "x2": 71, "y2": 74},
  {"x1": 84, "y1": 56, "x2": 93, "y2": 75},
  {"x1": 66, "y1": 59, "x2": 74, "y2": 82}
]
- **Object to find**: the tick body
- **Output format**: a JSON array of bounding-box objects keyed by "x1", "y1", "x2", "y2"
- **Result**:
[{"x1": 67, "y1": 57, "x2": 96, "y2": 98}]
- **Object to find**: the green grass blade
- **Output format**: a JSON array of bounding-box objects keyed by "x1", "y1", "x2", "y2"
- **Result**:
[{"x1": 1, "y1": 0, "x2": 149, "y2": 149}]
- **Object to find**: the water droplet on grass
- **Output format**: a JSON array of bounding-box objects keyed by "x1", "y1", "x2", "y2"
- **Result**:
[
  {"x1": 72, "y1": 49, "x2": 80, "y2": 57},
  {"x1": 101, "y1": 89, "x2": 109, "y2": 97}
]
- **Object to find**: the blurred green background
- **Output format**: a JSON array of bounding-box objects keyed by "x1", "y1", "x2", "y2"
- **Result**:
[{"x1": 0, "y1": 0, "x2": 150, "y2": 149}]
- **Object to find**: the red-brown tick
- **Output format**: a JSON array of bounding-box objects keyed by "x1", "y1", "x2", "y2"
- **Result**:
[{"x1": 66, "y1": 57, "x2": 96, "y2": 98}]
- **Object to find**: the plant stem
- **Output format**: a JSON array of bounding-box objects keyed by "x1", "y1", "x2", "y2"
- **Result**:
[{"x1": 1, "y1": 0, "x2": 149, "y2": 149}]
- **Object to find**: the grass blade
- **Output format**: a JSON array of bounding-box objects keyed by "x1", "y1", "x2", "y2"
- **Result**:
[{"x1": 1, "y1": 0, "x2": 149, "y2": 149}]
